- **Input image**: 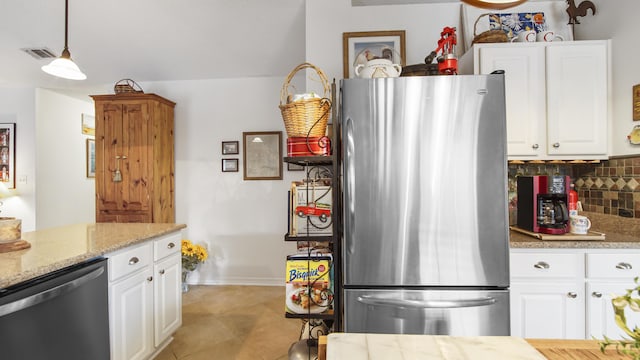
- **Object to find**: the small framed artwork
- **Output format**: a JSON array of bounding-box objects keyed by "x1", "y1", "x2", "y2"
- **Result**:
[
  {"x1": 86, "y1": 138, "x2": 96, "y2": 178},
  {"x1": 222, "y1": 158, "x2": 239, "y2": 172},
  {"x1": 222, "y1": 141, "x2": 239, "y2": 155},
  {"x1": 243, "y1": 131, "x2": 283, "y2": 180},
  {"x1": 287, "y1": 163, "x2": 305, "y2": 171},
  {"x1": 0, "y1": 123, "x2": 15, "y2": 189},
  {"x1": 342, "y1": 30, "x2": 406, "y2": 79},
  {"x1": 633, "y1": 84, "x2": 640, "y2": 121},
  {"x1": 81, "y1": 113, "x2": 95, "y2": 136}
]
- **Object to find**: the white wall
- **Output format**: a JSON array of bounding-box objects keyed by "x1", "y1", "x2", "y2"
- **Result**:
[
  {"x1": 35, "y1": 89, "x2": 96, "y2": 229},
  {"x1": 140, "y1": 78, "x2": 299, "y2": 285},
  {"x1": 305, "y1": 0, "x2": 462, "y2": 82},
  {"x1": 573, "y1": 0, "x2": 640, "y2": 156},
  {"x1": 0, "y1": 86, "x2": 36, "y2": 231}
]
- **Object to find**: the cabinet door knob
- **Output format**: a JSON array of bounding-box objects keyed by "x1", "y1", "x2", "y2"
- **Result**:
[
  {"x1": 616, "y1": 262, "x2": 633, "y2": 270},
  {"x1": 533, "y1": 261, "x2": 550, "y2": 269},
  {"x1": 167, "y1": 242, "x2": 175, "y2": 249},
  {"x1": 592, "y1": 292, "x2": 603, "y2": 298},
  {"x1": 159, "y1": 269, "x2": 165, "y2": 275},
  {"x1": 147, "y1": 276, "x2": 153, "y2": 282},
  {"x1": 567, "y1": 292, "x2": 578, "y2": 298},
  {"x1": 532, "y1": 144, "x2": 539, "y2": 149},
  {"x1": 128, "y1": 257, "x2": 139, "y2": 265},
  {"x1": 552, "y1": 142, "x2": 560, "y2": 148}
]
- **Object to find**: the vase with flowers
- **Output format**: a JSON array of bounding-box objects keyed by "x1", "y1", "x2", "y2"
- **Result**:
[
  {"x1": 599, "y1": 276, "x2": 640, "y2": 359},
  {"x1": 181, "y1": 239, "x2": 208, "y2": 293}
]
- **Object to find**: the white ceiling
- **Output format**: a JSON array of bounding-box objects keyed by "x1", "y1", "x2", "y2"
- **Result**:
[{"x1": 0, "y1": 0, "x2": 307, "y2": 91}]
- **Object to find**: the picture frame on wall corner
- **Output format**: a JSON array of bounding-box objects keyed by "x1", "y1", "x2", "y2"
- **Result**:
[
  {"x1": 342, "y1": 30, "x2": 406, "y2": 79},
  {"x1": 81, "y1": 113, "x2": 95, "y2": 136},
  {"x1": 243, "y1": 131, "x2": 283, "y2": 180},
  {"x1": 0, "y1": 123, "x2": 16, "y2": 189},
  {"x1": 86, "y1": 138, "x2": 95, "y2": 178}
]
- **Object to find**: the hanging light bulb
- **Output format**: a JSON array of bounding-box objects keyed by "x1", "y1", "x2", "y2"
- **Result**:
[
  {"x1": 461, "y1": 0, "x2": 527, "y2": 10},
  {"x1": 42, "y1": 0, "x2": 86, "y2": 80}
]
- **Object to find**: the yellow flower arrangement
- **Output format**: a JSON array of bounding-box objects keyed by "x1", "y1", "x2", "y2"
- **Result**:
[{"x1": 181, "y1": 239, "x2": 208, "y2": 272}]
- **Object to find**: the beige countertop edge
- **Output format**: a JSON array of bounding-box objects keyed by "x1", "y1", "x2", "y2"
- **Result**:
[
  {"x1": 0, "y1": 223, "x2": 187, "y2": 289},
  {"x1": 510, "y1": 230, "x2": 640, "y2": 249}
]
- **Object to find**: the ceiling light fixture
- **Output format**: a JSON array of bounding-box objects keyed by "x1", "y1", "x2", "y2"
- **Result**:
[
  {"x1": 460, "y1": 0, "x2": 527, "y2": 10},
  {"x1": 41, "y1": 0, "x2": 86, "y2": 80}
]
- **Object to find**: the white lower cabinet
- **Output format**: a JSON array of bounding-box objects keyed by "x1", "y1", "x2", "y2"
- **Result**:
[
  {"x1": 511, "y1": 249, "x2": 640, "y2": 340},
  {"x1": 510, "y1": 252, "x2": 584, "y2": 339},
  {"x1": 108, "y1": 231, "x2": 183, "y2": 360},
  {"x1": 586, "y1": 253, "x2": 640, "y2": 340}
]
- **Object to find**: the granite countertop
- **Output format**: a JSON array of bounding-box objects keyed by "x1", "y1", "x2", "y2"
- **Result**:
[
  {"x1": 509, "y1": 211, "x2": 640, "y2": 249},
  {"x1": 0, "y1": 223, "x2": 186, "y2": 289}
]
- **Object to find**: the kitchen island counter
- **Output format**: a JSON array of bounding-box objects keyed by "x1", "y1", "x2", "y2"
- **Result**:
[
  {"x1": 319, "y1": 335, "x2": 626, "y2": 359},
  {"x1": 0, "y1": 222, "x2": 186, "y2": 289}
]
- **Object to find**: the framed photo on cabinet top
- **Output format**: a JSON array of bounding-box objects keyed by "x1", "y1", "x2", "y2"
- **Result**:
[
  {"x1": 0, "y1": 123, "x2": 15, "y2": 189},
  {"x1": 222, "y1": 158, "x2": 239, "y2": 172},
  {"x1": 243, "y1": 131, "x2": 283, "y2": 180},
  {"x1": 342, "y1": 30, "x2": 406, "y2": 79},
  {"x1": 86, "y1": 138, "x2": 96, "y2": 178},
  {"x1": 222, "y1": 140, "x2": 239, "y2": 155}
]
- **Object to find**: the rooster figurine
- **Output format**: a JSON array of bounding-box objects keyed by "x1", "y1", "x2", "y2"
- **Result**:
[{"x1": 566, "y1": 0, "x2": 596, "y2": 24}]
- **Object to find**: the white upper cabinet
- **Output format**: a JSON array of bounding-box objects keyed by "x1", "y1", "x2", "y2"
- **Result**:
[{"x1": 460, "y1": 41, "x2": 611, "y2": 160}]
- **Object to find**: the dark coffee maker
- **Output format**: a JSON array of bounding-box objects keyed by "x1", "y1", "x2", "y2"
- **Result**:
[{"x1": 516, "y1": 175, "x2": 570, "y2": 234}]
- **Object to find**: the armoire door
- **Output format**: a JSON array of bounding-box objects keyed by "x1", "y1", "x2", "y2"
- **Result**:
[{"x1": 96, "y1": 102, "x2": 151, "y2": 214}]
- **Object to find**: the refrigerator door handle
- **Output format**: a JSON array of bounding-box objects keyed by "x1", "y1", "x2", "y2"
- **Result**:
[{"x1": 357, "y1": 295, "x2": 497, "y2": 309}]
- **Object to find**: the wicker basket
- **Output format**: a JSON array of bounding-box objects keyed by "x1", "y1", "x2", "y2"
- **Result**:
[
  {"x1": 279, "y1": 63, "x2": 331, "y2": 138},
  {"x1": 471, "y1": 13, "x2": 509, "y2": 45},
  {"x1": 114, "y1": 79, "x2": 144, "y2": 94}
]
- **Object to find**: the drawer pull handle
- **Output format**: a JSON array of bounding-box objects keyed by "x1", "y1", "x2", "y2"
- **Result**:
[
  {"x1": 167, "y1": 242, "x2": 176, "y2": 249},
  {"x1": 533, "y1": 261, "x2": 550, "y2": 269},
  {"x1": 159, "y1": 269, "x2": 165, "y2": 275},
  {"x1": 592, "y1": 292, "x2": 603, "y2": 298},
  {"x1": 616, "y1": 262, "x2": 632, "y2": 270},
  {"x1": 531, "y1": 144, "x2": 539, "y2": 149},
  {"x1": 567, "y1": 292, "x2": 578, "y2": 299},
  {"x1": 128, "y1": 257, "x2": 139, "y2": 265},
  {"x1": 147, "y1": 276, "x2": 153, "y2": 282}
]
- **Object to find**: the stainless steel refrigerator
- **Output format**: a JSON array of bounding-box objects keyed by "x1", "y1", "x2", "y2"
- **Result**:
[{"x1": 341, "y1": 74, "x2": 510, "y2": 336}]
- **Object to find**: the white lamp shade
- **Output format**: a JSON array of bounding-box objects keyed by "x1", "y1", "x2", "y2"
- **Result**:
[
  {"x1": 42, "y1": 57, "x2": 87, "y2": 80},
  {"x1": 461, "y1": 0, "x2": 527, "y2": 10}
]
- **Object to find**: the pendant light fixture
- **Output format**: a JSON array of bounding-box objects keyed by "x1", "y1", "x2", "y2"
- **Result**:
[
  {"x1": 461, "y1": 0, "x2": 527, "y2": 10},
  {"x1": 42, "y1": 0, "x2": 86, "y2": 80}
]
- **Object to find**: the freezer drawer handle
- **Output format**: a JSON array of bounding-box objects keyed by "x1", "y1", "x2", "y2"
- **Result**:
[
  {"x1": 0, "y1": 266, "x2": 105, "y2": 317},
  {"x1": 356, "y1": 295, "x2": 497, "y2": 309}
]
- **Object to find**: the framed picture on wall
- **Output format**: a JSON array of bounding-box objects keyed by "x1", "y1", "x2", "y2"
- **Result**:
[
  {"x1": 243, "y1": 131, "x2": 283, "y2": 180},
  {"x1": 342, "y1": 30, "x2": 406, "y2": 79},
  {"x1": 86, "y1": 138, "x2": 96, "y2": 178},
  {"x1": 81, "y1": 114, "x2": 95, "y2": 136},
  {"x1": 222, "y1": 158, "x2": 239, "y2": 172},
  {"x1": 222, "y1": 141, "x2": 239, "y2": 155},
  {"x1": 0, "y1": 123, "x2": 15, "y2": 189}
]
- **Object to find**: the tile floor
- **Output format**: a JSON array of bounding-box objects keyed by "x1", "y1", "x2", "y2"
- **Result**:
[{"x1": 156, "y1": 285, "x2": 303, "y2": 360}]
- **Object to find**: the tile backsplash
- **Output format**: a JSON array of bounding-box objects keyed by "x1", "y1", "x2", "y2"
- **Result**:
[{"x1": 508, "y1": 155, "x2": 640, "y2": 219}]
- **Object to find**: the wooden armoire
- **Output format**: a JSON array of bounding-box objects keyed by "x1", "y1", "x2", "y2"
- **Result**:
[{"x1": 90, "y1": 93, "x2": 176, "y2": 223}]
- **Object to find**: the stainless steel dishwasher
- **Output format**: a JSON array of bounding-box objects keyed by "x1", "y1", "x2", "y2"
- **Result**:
[{"x1": 0, "y1": 257, "x2": 110, "y2": 359}]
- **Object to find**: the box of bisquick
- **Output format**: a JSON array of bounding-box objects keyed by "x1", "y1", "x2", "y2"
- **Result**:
[{"x1": 285, "y1": 254, "x2": 333, "y2": 315}]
